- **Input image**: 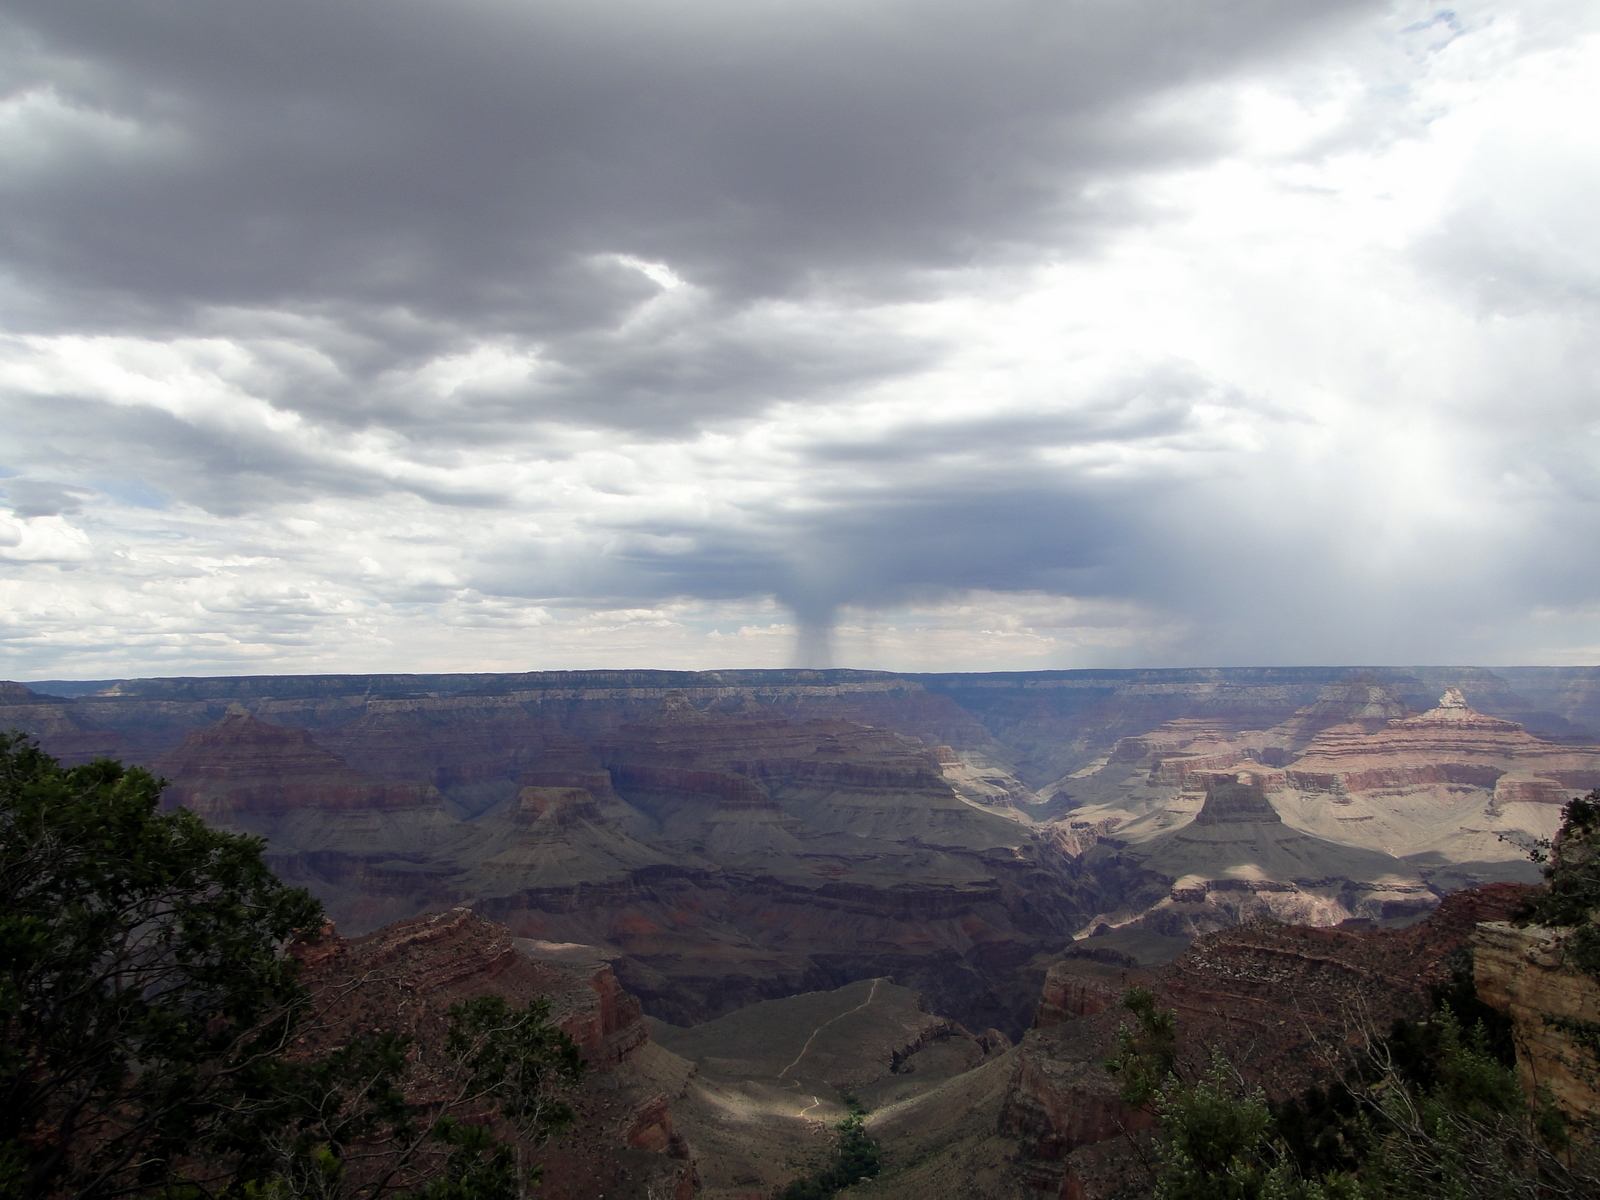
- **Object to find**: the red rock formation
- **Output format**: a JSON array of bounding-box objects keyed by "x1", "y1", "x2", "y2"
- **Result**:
[
  {"x1": 315, "y1": 695, "x2": 548, "y2": 816},
  {"x1": 1060, "y1": 688, "x2": 1600, "y2": 903},
  {"x1": 1285, "y1": 687, "x2": 1600, "y2": 797},
  {"x1": 1034, "y1": 956, "x2": 1148, "y2": 1029},
  {"x1": 294, "y1": 908, "x2": 696, "y2": 1200}
]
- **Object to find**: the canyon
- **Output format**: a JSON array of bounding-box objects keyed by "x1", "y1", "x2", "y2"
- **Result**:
[
  {"x1": 5, "y1": 666, "x2": 1599, "y2": 1032},
  {"x1": 7, "y1": 664, "x2": 1600, "y2": 1195}
]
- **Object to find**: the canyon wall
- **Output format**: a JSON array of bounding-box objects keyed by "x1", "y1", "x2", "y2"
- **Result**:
[{"x1": 1476, "y1": 921, "x2": 1600, "y2": 1123}]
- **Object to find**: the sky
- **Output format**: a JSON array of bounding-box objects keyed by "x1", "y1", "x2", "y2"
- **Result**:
[{"x1": 2, "y1": 0, "x2": 1600, "y2": 680}]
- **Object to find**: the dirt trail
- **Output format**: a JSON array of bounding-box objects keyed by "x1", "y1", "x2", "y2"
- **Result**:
[{"x1": 778, "y1": 977, "x2": 885, "y2": 1082}]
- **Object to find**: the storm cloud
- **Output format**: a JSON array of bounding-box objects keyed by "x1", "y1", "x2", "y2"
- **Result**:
[{"x1": 2, "y1": 0, "x2": 1599, "y2": 676}]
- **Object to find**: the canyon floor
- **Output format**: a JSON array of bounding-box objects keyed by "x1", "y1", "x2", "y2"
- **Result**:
[{"x1": 6, "y1": 665, "x2": 1600, "y2": 1194}]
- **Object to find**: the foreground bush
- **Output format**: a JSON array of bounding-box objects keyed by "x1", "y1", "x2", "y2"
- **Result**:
[{"x1": 0, "y1": 733, "x2": 583, "y2": 1200}]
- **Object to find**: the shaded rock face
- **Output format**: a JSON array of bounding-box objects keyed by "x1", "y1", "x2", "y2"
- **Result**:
[
  {"x1": 0, "y1": 680, "x2": 120, "y2": 761},
  {"x1": 157, "y1": 709, "x2": 445, "y2": 817},
  {"x1": 104, "y1": 689, "x2": 1101, "y2": 1036},
  {"x1": 1476, "y1": 921, "x2": 1600, "y2": 1123},
  {"x1": 452, "y1": 700, "x2": 1097, "y2": 1035},
  {"x1": 293, "y1": 908, "x2": 696, "y2": 1200},
  {"x1": 1189, "y1": 779, "x2": 1284, "y2": 825}
]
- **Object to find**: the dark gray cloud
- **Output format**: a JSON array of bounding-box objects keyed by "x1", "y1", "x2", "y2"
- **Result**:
[
  {"x1": 1, "y1": 2, "x2": 1369, "y2": 341},
  {"x1": 5, "y1": 0, "x2": 1600, "y2": 677},
  {"x1": 0, "y1": 477, "x2": 90, "y2": 517}
]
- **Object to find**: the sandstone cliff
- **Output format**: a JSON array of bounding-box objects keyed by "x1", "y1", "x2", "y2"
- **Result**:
[{"x1": 1475, "y1": 920, "x2": 1600, "y2": 1124}]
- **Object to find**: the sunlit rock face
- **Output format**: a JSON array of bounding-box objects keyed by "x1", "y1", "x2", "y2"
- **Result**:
[
  {"x1": 1056, "y1": 684, "x2": 1600, "y2": 902},
  {"x1": 1476, "y1": 921, "x2": 1600, "y2": 1124},
  {"x1": 1077, "y1": 777, "x2": 1437, "y2": 938}
]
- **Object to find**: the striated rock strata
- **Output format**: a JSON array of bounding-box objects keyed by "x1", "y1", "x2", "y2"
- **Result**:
[
  {"x1": 11, "y1": 667, "x2": 1597, "y2": 1038},
  {"x1": 1056, "y1": 685, "x2": 1600, "y2": 896}
]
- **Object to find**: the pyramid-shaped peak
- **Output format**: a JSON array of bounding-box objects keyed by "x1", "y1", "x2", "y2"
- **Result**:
[
  {"x1": 1409, "y1": 686, "x2": 1493, "y2": 722},
  {"x1": 1387, "y1": 686, "x2": 1524, "y2": 733},
  {"x1": 1192, "y1": 779, "x2": 1283, "y2": 827}
]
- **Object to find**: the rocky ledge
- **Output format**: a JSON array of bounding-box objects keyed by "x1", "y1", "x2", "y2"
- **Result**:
[{"x1": 294, "y1": 907, "x2": 699, "y2": 1200}]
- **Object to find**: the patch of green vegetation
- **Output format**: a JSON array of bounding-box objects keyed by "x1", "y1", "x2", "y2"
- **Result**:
[
  {"x1": 775, "y1": 1093, "x2": 881, "y2": 1200},
  {"x1": 1517, "y1": 790, "x2": 1600, "y2": 983},
  {"x1": 1104, "y1": 975, "x2": 1593, "y2": 1200}
]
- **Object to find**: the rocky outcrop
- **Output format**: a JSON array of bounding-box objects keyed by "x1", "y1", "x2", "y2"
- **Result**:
[
  {"x1": 294, "y1": 907, "x2": 697, "y2": 1200},
  {"x1": 999, "y1": 1027, "x2": 1155, "y2": 1191},
  {"x1": 1034, "y1": 956, "x2": 1146, "y2": 1030},
  {"x1": 986, "y1": 883, "x2": 1535, "y2": 1198},
  {"x1": 1475, "y1": 921, "x2": 1600, "y2": 1123}
]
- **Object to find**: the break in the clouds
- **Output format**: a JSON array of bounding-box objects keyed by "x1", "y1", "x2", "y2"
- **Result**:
[{"x1": 2, "y1": 0, "x2": 1599, "y2": 678}]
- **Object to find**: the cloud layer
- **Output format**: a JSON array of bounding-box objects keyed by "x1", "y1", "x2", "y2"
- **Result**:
[{"x1": 2, "y1": 0, "x2": 1600, "y2": 677}]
